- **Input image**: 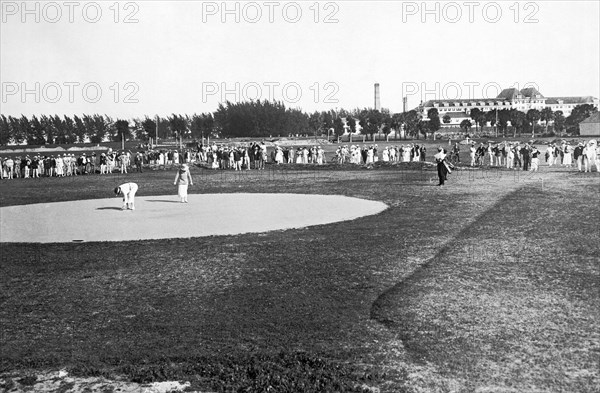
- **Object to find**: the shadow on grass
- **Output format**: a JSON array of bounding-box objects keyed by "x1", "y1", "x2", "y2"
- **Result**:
[
  {"x1": 370, "y1": 184, "x2": 525, "y2": 349},
  {"x1": 96, "y1": 207, "x2": 122, "y2": 211},
  {"x1": 145, "y1": 199, "x2": 180, "y2": 203},
  {"x1": 369, "y1": 178, "x2": 600, "y2": 390}
]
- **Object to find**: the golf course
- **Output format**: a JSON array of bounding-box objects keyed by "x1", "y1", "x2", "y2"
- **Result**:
[{"x1": 0, "y1": 146, "x2": 598, "y2": 392}]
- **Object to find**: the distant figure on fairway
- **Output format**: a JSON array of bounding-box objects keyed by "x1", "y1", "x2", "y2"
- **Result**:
[
  {"x1": 530, "y1": 146, "x2": 541, "y2": 172},
  {"x1": 174, "y1": 164, "x2": 193, "y2": 203},
  {"x1": 434, "y1": 147, "x2": 453, "y2": 186},
  {"x1": 114, "y1": 182, "x2": 138, "y2": 210}
]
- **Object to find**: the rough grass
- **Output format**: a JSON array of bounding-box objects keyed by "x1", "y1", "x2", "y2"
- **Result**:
[{"x1": 0, "y1": 162, "x2": 598, "y2": 392}]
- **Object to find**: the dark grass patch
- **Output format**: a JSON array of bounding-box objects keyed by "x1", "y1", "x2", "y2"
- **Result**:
[
  {"x1": 17, "y1": 374, "x2": 37, "y2": 386},
  {"x1": 95, "y1": 352, "x2": 397, "y2": 392}
]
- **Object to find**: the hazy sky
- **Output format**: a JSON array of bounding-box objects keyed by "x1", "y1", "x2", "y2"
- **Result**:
[{"x1": 1, "y1": 0, "x2": 599, "y2": 119}]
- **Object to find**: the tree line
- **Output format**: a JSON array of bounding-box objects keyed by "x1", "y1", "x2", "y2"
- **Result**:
[{"x1": 0, "y1": 101, "x2": 597, "y2": 146}]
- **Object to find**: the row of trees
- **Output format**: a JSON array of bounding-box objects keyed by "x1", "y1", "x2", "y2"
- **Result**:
[
  {"x1": 0, "y1": 113, "x2": 217, "y2": 146},
  {"x1": 0, "y1": 101, "x2": 432, "y2": 146},
  {"x1": 0, "y1": 102, "x2": 597, "y2": 146}
]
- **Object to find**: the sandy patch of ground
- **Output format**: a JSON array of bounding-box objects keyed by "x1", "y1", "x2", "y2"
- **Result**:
[{"x1": 0, "y1": 193, "x2": 388, "y2": 243}]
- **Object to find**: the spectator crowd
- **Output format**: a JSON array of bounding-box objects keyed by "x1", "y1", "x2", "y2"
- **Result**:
[
  {"x1": 463, "y1": 140, "x2": 599, "y2": 172},
  {"x1": 1, "y1": 139, "x2": 598, "y2": 180}
]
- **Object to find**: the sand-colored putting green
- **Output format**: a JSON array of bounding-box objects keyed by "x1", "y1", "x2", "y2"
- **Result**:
[{"x1": 0, "y1": 193, "x2": 388, "y2": 243}]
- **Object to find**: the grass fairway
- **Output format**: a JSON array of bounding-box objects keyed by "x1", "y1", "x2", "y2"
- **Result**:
[{"x1": 0, "y1": 163, "x2": 599, "y2": 392}]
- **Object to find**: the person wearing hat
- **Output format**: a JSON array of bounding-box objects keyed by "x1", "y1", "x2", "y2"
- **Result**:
[
  {"x1": 5, "y1": 156, "x2": 14, "y2": 179},
  {"x1": 134, "y1": 152, "x2": 144, "y2": 173},
  {"x1": 506, "y1": 143, "x2": 514, "y2": 169},
  {"x1": 486, "y1": 142, "x2": 494, "y2": 166},
  {"x1": 173, "y1": 163, "x2": 193, "y2": 203},
  {"x1": 562, "y1": 143, "x2": 572, "y2": 168},
  {"x1": 411, "y1": 144, "x2": 420, "y2": 162},
  {"x1": 302, "y1": 146, "x2": 309, "y2": 165},
  {"x1": 114, "y1": 182, "x2": 138, "y2": 210},
  {"x1": 521, "y1": 143, "x2": 531, "y2": 171},
  {"x1": 23, "y1": 155, "x2": 31, "y2": 178},
  {"x1": 545, "y1": 143, "x2": 554, "y2": 166},
  {"x1": 434, "y1": 147, "x2": 453, "y2": 186},
  {"x1": 530, "y1": 145, "x2": 541, "y2": 172},
  {"x1": 13, "y1": 156, "x2": 21, "y2": 178},
  {"x1": 55, "y1": 154, "x2": 64, "y2": 177},
  {"x1": 552, "y1": 143, "x2": 561, "y2": 166},
  {"x1": 47, "y1": 155, "x2": 55, "y2": 177},
  {"x1": 574, "y1": 142, "x2": 584, "y2": 171},
  {"x1": 78, "y1": 153, "x2": 87, "y2": 175},
  {"x1": 65, "y1": 154, "x2": 73, "y2": 176},
  {"x1": 89, "y1": 152, "x2": 97, "y2": 174},
  {"x1": 469, "y1": 143, "x2": 476, "y2": 167},
  {"x1": 99, "y1": 153, "x2": 108, "y2": 174},
  {"x1": 514, "y1": 143, "x2": 522, "y2": 169},
  {"x1": 31, "y1": 155, "x2": 40, "y2": 178},
  {"x1": 119, "y1": 151, "x2": 128, "y2": 174}
]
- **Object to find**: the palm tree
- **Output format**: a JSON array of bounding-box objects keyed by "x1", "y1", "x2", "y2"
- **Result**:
[
  {"x1": 469, "y1": 108, "x2": 482, "y2": 133},
  {"x1": 526, "y1": 109, "x2": 541, "y2": 138},
  {"x1": 540, "y1": 107, "x2": 554, "y2": 134},
  {"x1": 460, "y1": 119, "x2": 472, "y2": 133},
  {"x1": 553, "y1": 111, "x2": 565, "y2": 137}
]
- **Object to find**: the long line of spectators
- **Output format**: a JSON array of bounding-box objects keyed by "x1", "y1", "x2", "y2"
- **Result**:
[
  {"x1": 2, "y1": 139, "x2": 598, "y2": 180},
  {"x1": 0, "y1": 149, "x2": 137, "y2": 179}
]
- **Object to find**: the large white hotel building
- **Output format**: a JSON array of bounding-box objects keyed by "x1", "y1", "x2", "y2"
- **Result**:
[{"x1": 418, "y1": 87, "x2": 598, "y2": 127}]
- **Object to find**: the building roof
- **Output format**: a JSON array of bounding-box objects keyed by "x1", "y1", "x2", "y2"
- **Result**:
[
  {"x1": 545, "y1": 96, "x2": 597, "y2": 105},
  {"x1": 422, "y1": 98, "x2": 510, "y2": 107},
  {"x1": 419, "y1": 87, "x2": 598, "y2": 108},
  {"x1": 520, "y1": 87, "x2": 544, "y2": 98},
  {"x1": 496, "y1": 88, "x2": 520, "y2": 100},
  {"x1": 580, "y1": 112, "x2": 600, "y2": 124}
]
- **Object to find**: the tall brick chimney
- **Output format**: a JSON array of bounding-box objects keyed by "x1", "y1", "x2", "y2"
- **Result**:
[{"x1": 374, "y1": 83, "x2": 381, "y2": 111}]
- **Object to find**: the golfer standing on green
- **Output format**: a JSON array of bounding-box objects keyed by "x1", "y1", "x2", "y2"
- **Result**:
[{"x1": 174, "y1": 163, "x2": 193, "y2": 203}]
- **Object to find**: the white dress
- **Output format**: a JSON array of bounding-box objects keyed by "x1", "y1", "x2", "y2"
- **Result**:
[
  {"x1": 402, "y1": 148, "x2": 411, "y2": 162},
  {"x1": 275, "y1": 148, "x2": 283, "y2": 164},
  {"x1": 412, "y1": 149, "x2": 420, "y2": 162},
  {"x1": 563, "y1": 147, "x2": 572, "y2": 166},
  {"x1": 506, "y1": 149, "x2": 514, "y2": 168}
]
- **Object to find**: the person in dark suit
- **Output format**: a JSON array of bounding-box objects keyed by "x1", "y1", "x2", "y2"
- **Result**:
[
  {"x1": 574, "y1": 142, "x2": 584, "y2": 171},
  {"x1": 522, "y1": 144, "x2": 531, "y2": 171},
  {"x1": 134, "y1": 152, "x2": 144, "y2": 173},
  {"x1": 434, "y1": 147, "x2": 453, "y2": 186}
]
